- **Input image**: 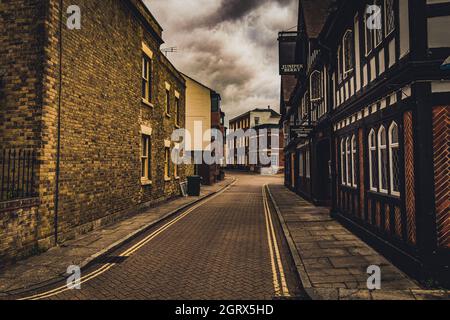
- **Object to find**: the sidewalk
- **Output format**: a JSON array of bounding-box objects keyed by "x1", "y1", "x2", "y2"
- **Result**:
[
  {"x1": 266, "y1": 184, "x2": 450, "y2": 300},
  {"x1": 0, "y1": 178, "x2": 234, "y2": 297}
]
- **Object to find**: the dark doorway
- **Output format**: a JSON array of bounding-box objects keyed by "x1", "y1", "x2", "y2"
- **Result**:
[{"x1": 315, "y1": 139, "x2": 331, "y2": 206}]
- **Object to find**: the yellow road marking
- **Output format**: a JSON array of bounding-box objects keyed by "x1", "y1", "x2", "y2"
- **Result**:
[
  {"x1": 263, "y1": 191, "x2": 282, "y2": 296},
  {"x1": 20, "y1": 179, "x2": 237, "y2": 300},
  {"x1": 263, "y1": 184, "x2": 290, "y2": 297}
]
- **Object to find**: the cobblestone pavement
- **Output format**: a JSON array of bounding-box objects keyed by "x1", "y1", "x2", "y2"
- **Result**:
[
  {"x1": 0, "y1": 179, "x2": 232, "y2": 296},
  {"x1": 15, "y1": 173, "x2": 305, "y2": 300}
]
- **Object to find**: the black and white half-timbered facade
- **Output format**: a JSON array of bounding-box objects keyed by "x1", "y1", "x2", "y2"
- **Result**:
[{"x1": 279, "y1": 0, "x2": 450, "y2": 284}]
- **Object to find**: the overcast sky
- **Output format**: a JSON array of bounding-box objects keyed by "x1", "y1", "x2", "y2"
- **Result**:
[{"x1": 144, "y1": 0, "x2": 298, "y2": 122}]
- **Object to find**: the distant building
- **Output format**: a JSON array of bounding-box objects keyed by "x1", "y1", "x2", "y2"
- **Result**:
[
  {"x1": 183, "y1": 74, "x2": 225, "y2": 185},
  {"x1": 228, "y1": 107, "x2": 283, "y2": 172}
]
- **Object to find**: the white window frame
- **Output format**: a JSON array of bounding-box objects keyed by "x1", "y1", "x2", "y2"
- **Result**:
[
  {"x1": 164, "y1": 147, "x2": 171, "y2": 181},
  {"x1": 389, "y1": 122, "x2": 400, "y2": 197},
  {"x1": 384, "y1": 0, "x2": 395, "y2": 37},
  {"x1": 373, "y1": 0, "x2": 383, "y2": 48},
  {"x1": 341, "y1": 139, "x2": 345, "y2": 185},
  {"x1": 141, "y1": 134, "x2": 151, "y2": 183},
  {"x1": 343, "y1": 29, "x2": 354, "y2": 76},
  {"x1": 368, "y1": 129, "x2": 377, "y2": 191},
  {"x1": 142, "y1": 55, "x2": 152, "y2": 103},
  {"x1": 306, "y1": 150, "x2": 311, "y2": 178},
  {"x1": 299, "y1": 152, "x2": 305, "y2": 177},
  {"x1": 337, "y1": 45, "x2": 342, "y2": 83},
  {"x1": 351, "y1": 134, "x2": 357, "y2": 188},
  {"x1": 378, "y1": 125, "x2": 388, "y2": 194},
  {"x1": 310, "y1": 70, "x2": 322, "y2": 102},
  {"x1": 364, "y1": 9, "x2": 373, "y2": 56},
  {"x1": 346, "y1": 137, "x2": 351, "y2": 186}
]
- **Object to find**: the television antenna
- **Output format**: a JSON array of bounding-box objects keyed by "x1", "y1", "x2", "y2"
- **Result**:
[{"x1": 161, "y1": 47, "x2": 178, "y2": 57}]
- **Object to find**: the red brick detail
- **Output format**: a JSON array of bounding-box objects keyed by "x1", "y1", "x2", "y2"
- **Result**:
[
  {"x1": 404, "y1": 111, "x2": 417, "y2": 244},
  {"x1": 359, "y1": 128, "x2": 365, "y2": 220},
  {"x1": 432, "y1": 106, "x2": 450, "y2": 249},
  {"x1": 385, "y1": 204, "x2": 391, "y2": 232},
  {"x1": 375, "y1": 201, "x2": 381, "y2": 228},
  {"x1": 394, "y1": 206, "x2": 402, "y2": 238}
]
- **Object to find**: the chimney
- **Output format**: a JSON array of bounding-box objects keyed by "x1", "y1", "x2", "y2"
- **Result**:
[{"x1": 268, "y1": 105, "x2": 270, "y2": 109}]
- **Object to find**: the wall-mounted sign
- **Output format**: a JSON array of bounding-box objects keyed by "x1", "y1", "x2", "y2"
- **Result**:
[
  {"x1": 278, "y1": 32, "x2": 303, "y2": 75},
  {"x1": 290, "y1": 125, "x2": 313, "y2": 139}
]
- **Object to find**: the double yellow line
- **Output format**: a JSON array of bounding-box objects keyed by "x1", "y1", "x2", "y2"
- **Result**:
[
  {"x1": 20, "y1": 180, "x2": 237, "y2": 300},
  {"x1": 262, "y1": 184, "x2": 290, "y2": 298}
]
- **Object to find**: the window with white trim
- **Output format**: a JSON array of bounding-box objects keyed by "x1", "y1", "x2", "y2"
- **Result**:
[
  {"x1": 343, "y1": 30, "x2": 354, "y2": 76},
  {"x1": 337, "y1": 45, "x2": 342, "y2": 83},
  {"x1": 389, "y1": 122, "x2": 400, "y2": 196},
  {"x1": 306, "y1": 149, "x2": 311, "y2": 178},
  {"x1": 351, "y1": 134, "x2": 357, "y2": 187},
  {"x1": 141, "y1": 135, "x2": 151, "y2": 180},
  {"x1": 164, "y1": 147, "x2": 171, "y2": 179},
  {"x1": 365, "y1": 8, "x2": 374, "y2": 55},
  {"x1": 368, "y1": 129, "x2": 378, "y2": 191},
  {"x1": 374, "y1": 0, "x2": 383, "y2": 47},
  {"x1": 142, "y1": 55, "x2": 152, "y2": 102},
  {"x1": 310, "y1": 71, "x2": 322, "y2": 101},
  {"x1": 299, "y1": 152, "x2": 305, "y2": 177},
  {"x1": 346, "y1": 137, "x2": 351, "y2": 186},
  {"x1": 341, "y1": 139, "x2": 345, "y2": 185},
  {"x1": 385, "y1": 0, "x2": 395, "y2": 36},
  {"x1": 175, "y1": 96, "x2": 180, "y2": 126},
  {"x1": 378, "y1": 125, "x2": 388, "y2": 193},
  {"x1": 165, "y1": 89, "x2": 170, "y2": 115}
]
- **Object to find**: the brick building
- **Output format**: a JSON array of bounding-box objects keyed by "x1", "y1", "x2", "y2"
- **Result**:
[
  {"x1": 228, "y1": 107, "x2": 283, "y2": 171},
  {"x1": 0, "y1": 0, "x2": 193, "y2": 261},
  {"x1": 279, "y1": 0, "x2": 450, "y2": 283},
  {"x1": 183, "y1": 74, "x2": 224, "y2": 185}
]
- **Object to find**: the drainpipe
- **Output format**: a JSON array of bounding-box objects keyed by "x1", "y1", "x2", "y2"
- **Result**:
[{"x1": 54, "y1": 0, "x2": 63, "y2": 245}]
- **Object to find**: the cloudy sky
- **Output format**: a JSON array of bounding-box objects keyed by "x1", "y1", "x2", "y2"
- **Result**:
[{"x1": 144, "y1": 0, "x2": 298, "y2": 122}]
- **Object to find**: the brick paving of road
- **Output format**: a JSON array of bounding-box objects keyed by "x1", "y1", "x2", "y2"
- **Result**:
[{"x1": 33, "y1": 173, "x2": 305, "y2": 300}]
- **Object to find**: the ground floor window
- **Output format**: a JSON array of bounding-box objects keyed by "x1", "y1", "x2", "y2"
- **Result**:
[
  {"x1": 164, "y1": 147, "x2": 171, "y2": 179},
  {"x1": 389, "y1": 122, "x2": 400, "y2": 196},
  {"x1": 368, "y1": 121, "x2": 402, "y2": 197},
  {"x1": 305, "y1": 149, "x2": 311, "y2": 178},
  {"x1": 378, "y1": 126, "x2": 388, "y2": 194},
  {"x1": 141, "y1": 135, "x2": 151, "y2": 180}
]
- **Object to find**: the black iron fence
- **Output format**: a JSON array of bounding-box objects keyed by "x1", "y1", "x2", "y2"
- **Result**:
[{"x1": 0, "y1": 149, "x2": 37, "y2": 202}]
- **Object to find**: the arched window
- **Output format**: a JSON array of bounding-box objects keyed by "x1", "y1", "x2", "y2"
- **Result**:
[
  {"x1": 341, "y1": 139, "x2": 346, "y2": 185},
  {"x1": 346, "y1": 137, "x2": 351, "y2": 186},
  {"x1": 310, "y1": 71, "x2": 322, "y2": 101},
  {"x1": 343, "y1": 30, "x2": 354, "y2": 75},
  {"x1": 378, "y1": 126, "x2": 388, "y2": 193},
  {"x1": 368, "y1": 129, "x2": 377, "y2": 191},
  {"x1": 389, "y1": 122, "x2": 400, "y2": 196},
  {"x1": 351, "y1": 135, "x2": 357, "y2": 187}
]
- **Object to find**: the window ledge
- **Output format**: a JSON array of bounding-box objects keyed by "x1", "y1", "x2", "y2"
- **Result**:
[
  {"x1": 164, "y1": 177, "x2": 172, "y2": 182},
  {"x1": 141, "y1": 178, "x2": 153, "y2": 186},
  {"x1": 142, "y1": 99, "x2": 154, "y2": 108},
  {"x1": 175, "y1": 124, "x2": 180, "y2": 129},
  {"x1": 175, "y1": 176, "x2": 180, "y2": 180},
  {"x1": 165, "y1": 113, "x2": 171, "y2": 119}
]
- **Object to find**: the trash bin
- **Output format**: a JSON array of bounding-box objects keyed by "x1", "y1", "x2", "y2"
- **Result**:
[
  {"x1": 187, "y1": 176, "x2": 201, "y2": 196},
  {"x1": 218, "y1": 171, "x2": 225, "y2": 181}
]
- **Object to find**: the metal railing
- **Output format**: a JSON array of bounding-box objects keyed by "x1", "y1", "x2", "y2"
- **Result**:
[{"x1": 0, "y1": 149, "x2": 37, "y2": 202}]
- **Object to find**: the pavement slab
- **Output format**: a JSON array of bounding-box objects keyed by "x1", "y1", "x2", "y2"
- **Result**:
[{"x1": 266, "y1": 183, "x2": 450, "y2": 300}]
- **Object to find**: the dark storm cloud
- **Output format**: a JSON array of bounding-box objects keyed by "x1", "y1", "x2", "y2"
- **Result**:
[
  {"x1": 206, "y1": 0, "x2": 293, "y2": 25},
  {"x1": 145, "y1": 0, "x2": 298, "y2": 120}
]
